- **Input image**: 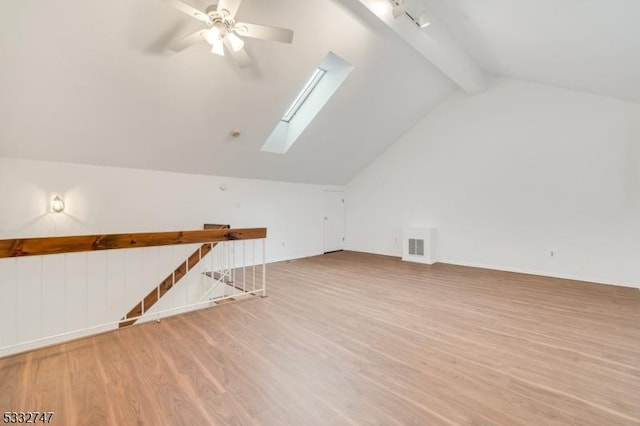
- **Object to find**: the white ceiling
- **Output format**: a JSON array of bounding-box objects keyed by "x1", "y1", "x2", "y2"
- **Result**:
[
  {"x1": 0, "y1": 0, "x2": 456, "y2": 185},
  {"x1": 418, "y1": 0, "x2": 640, "y2": 103},
  {"x1": 2, "y1": 0, "x2": 639, "y2": 185}
]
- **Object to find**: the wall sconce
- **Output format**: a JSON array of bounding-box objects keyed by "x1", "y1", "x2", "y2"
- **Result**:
[{"x1": 51, "y1": 195, "x2": 65, "y2": 213}]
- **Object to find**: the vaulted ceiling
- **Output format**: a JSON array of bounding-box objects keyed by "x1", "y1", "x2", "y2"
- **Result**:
[
  {"x1": 0, "y1": 0, "x2": 456, "y2": 184},
  {"x1": 417, "y1": 0, "x2": 640, "y2": 103},
  {"x1": 1, "y1": 0, "x2": 639, "y2": 184}
]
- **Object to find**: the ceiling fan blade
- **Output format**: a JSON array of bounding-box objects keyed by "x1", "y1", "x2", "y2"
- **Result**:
[
  {"x1": 168, "y1": 29, "x2": 207, "y2": 52},
  {"x1": 235, "y1": 22, "x2": 294, "y2": 44},
  {"x1": 223, "y1": 38, "x2": 252, "y2": 68},
  {"x1": 161, "y1": 0, "x2": 211, "y2": 23},
  {"x1": 217, "y1": 0, "x2": 242, "y2": 18}
]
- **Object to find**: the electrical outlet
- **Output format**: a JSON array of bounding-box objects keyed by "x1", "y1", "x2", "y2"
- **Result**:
[{"x1": 549, "y1": 250, "x2": 556, "y2": 257}]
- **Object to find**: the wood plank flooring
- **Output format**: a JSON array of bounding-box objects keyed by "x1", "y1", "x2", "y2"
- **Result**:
[{"x1": 1, "y1": 251, "x2": 639, "y2": 425}]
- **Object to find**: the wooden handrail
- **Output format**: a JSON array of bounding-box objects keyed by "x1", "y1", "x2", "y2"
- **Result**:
[{"x1": 0, "y1": 228, "x2": 267, "y2": 259}]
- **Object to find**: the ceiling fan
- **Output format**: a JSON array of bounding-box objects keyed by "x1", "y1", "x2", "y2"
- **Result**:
[{"x1": 162, "y1": 0, "x2": 294, "y2": 68}]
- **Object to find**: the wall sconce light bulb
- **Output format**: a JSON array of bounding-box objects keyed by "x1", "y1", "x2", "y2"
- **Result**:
[{"x1": 52, "y1": 195, "x2": 65, "y2": 213}]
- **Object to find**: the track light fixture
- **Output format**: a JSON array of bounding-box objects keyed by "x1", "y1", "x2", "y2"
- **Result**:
[
  {"x1": 416, "y1": 12, "x2": 431, "y2": 28},
  {"x1": 389, "y1": 0, "x2": 430, "y2": 28},
  {"x1": 391, "y1": 0, "x2": 407, "y2": 18}
]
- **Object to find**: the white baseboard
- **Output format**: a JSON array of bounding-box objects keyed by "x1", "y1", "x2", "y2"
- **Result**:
[
  {"x1": 344, "y1": 248, "x2": 638, "y2": 290},
  {"x1": 265, "y1": 251, "x2": 323, "y2": 264},
  {"x1": 345, "y1": 247, "x2": 399, "y2": 258},
  {"x1": 437, "y1": 258, "x2": 639, "y2": 290}
]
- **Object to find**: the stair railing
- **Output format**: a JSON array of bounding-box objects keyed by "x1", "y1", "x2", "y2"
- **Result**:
[{"x1": 0, "y1": 226, "x2": 267, "y2": 357}]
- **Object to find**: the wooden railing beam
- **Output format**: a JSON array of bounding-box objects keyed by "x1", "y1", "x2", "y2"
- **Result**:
[{"x1": 0, "y1": 228, "x2": 266, "y2": 259}]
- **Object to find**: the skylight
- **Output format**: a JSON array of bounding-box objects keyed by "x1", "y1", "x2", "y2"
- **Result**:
[
  {"x1": 261, "y1": 52, "x2": 354, "y2": 155},
  {"x1": 281, "y1": 68, "x2": 327, "y2": 123}
]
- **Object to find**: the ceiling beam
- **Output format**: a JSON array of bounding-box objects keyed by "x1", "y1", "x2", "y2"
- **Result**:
[{"x1": 357, "y1": 0, "x2": 486, "y2": 94}]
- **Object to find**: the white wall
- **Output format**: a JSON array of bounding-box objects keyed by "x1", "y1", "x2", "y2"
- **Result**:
[
  {"x1": 0, "y1": 157, "x2": 342, "y2": 262},
  {"x1": 0, "y1": 157, "x2": 341, "y2": 355},
  {"x1": 346, "y1": 78, "x2": 640, "y2": 288}
]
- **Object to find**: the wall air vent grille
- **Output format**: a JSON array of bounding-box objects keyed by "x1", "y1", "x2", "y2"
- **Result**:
[
  {"x1": 403, "y1": 227, "x2": 434, "y2": 265},
  {"x1": 408, "y1": 238, "x2": 425, "y2": 256}
]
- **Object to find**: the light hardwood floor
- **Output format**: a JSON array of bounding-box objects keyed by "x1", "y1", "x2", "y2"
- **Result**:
[{"x1": 1, "y1": 251, "x2": 639, "y2": 425}]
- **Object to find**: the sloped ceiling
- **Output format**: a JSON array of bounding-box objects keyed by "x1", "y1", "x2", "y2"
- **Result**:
[
  {"x1": 0, "y1": 0, "x2": 456, "y2": 185},
  {"x1": 417, "y1": 0, "x2": 640, "y2": 103},
  {"x1": 3, "y1": 0, "x2": 638, "y2": 186}
]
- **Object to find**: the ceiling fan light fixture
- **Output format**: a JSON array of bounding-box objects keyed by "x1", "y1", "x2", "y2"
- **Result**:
[
  {"x1": 226, "y1": 32, "x2": 245, "y2": 52},
  {"x1": 211, "y1": 40, "x2": 225, "y2": 56},
  {"x1": 161, "y1": 0, "x2": 294, "y2": 67},
  {"x1": 204, "y1": 27, "x2": 221, "y2": 45}
]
